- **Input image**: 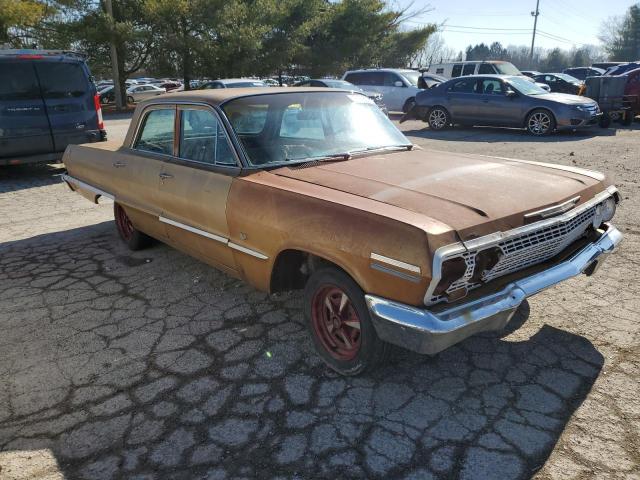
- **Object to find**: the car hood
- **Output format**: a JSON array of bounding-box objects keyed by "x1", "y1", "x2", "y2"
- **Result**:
[
  {"x1": 535, "y1": 92, "x2": 594, "y2": 105},
  {"x1": 272, "y1": 149, "x2": 605, "y2": 241}
]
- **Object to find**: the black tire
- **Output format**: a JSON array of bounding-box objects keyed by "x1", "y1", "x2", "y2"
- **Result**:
[
  {"x1": 599, "y1": 113, "x2": 611, "y2": 128},
  {"x1": 304, "y1": 267, "x2": 389, "y2": 376},
  {"x1": 402, "y1": 97, "x2": 416, "y2": 114},
  {"x1": 127, "y1": 95, "x2": 134, "y2": 104},
  {"x1": 114, "y1": 203, "x2": 152, "y2": 251},
  {"x1": 427, "y1": 106, "x2": 451, "y2": 131},
  {"x1": 525, "y1": 108, "x2": 556, "y2": 136}
]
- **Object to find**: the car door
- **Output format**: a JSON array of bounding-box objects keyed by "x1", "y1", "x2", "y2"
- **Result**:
[
  {"x1": 0, "y1": 60, "x2": 54, "y2": 160},
  {"x1": 156, "y1": 104, "x2": 240, "y2": 273},
  {"x1": 33, "y1": 60, "x2": 99, "y2": 153},
  {"x1": 444, "y1": 77, "x2": 479, "y2": 122},
  {"x1": 379, "y1": 72, "x2": 408, "y2": 111},
  {"x1": 476, "y1": 78, "x2": 522, "y2": 126},
  {"x1": 114, "y1": 104, "x2": 175, "y2": 241}
]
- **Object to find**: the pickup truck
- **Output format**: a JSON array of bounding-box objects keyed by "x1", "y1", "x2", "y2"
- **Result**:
[{"x1": 62, "y1": 87, "x2": 622, "y2": 375}]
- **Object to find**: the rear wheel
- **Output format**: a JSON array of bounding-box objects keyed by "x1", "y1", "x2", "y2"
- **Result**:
[
  {"x1": 427, "y1": 106, "x2": 451, "y2": 130},
  {"x1": 114, "y1": 203, "x2": 152, "y2": 250},
  {"x1": 304, "y1": 268, "x2": 389, "y2": 376},
  {"x1": 526, "y1": 109, "x2": 555, "y2": 135}
]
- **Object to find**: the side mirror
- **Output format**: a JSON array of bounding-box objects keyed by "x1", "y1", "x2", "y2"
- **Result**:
[
  {"x1": 394, "y1": 81, "x2": 404, "y2": 88},
  {"x1": 506, "y1": 89, "x2": 517, "y2": 98}
]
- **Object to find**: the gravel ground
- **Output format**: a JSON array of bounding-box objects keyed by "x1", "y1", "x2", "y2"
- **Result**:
[{"x1": 0, "y1": 115, "x2": 638, "y2": 479}]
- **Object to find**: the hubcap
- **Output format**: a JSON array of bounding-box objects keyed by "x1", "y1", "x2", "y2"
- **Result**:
[
  {"x1": 429, "y1": 109, "x2": 447, "y2": 129},
  {"x1": 528, "y1": 112, "x2": 551, "y2": 134},
  {"x1": 311, "y1": 285, "x2": 361, "y2": 361},
  {"x1": 115, "y1": 205, "x2": 134, "y2": 241}
]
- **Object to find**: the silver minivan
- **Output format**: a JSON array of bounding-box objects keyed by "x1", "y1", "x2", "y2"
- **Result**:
[{"x1": 342, "y1": 68, "x2": 421, "y2": 112}]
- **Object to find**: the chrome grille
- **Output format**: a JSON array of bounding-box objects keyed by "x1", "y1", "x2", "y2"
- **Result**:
[{"x1": 428, "y1": 204, "x2": 597, "y2": 305}]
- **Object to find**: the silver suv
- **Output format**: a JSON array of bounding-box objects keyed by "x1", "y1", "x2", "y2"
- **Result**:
[{"x1": 342, "y1": 68, "x2": 421, "y2": 112}]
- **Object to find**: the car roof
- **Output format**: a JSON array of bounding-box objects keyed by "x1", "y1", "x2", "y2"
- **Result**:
[
  {"x1": 213, "y1": 78, "x2": 266, "y2": 84},
  {"x1": 139, "y1": 87, "x2": 351, "y2": 106},
  {"x1": 345, "y1": 68, "x2": 416, "y2": 74}
]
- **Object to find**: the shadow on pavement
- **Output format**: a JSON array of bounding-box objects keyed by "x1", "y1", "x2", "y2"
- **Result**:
[
  {"x1": 0, "y1": 163, "x2": 66, "y2": 194},
  {"x1": 0, "y1": 223, "x2": 604, "y2": 479}
]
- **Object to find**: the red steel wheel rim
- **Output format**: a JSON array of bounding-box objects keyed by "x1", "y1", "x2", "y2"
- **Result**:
[
  {"x1": 115, "y1": 205, "x2": 134, "y2": 241},
  {"x1": 311, "y1": 285, "x2": 362, "y2": 361}
]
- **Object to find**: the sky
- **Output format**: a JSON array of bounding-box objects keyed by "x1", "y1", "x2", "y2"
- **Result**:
[{"x1": 399, "y1": 0, "x2": 637, "y2": 54}]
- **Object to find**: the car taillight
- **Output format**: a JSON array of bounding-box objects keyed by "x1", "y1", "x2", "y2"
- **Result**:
[
  {"x1": 93, "y1": 94, "x2": 104, "y2": 130},
  {"x1": 17, "y1": 54, "x2": 44, "y2": 59}
]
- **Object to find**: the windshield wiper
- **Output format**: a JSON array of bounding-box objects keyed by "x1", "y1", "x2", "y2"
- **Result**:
[{"x1": 285, "y1": 144, "x2": 414, "y2": 164}]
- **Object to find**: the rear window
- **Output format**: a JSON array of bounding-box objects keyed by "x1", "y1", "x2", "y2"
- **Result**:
[
  {"x1": 0, "y1": 62, "x2": 40, "y2": 100},
  {"x1": 35, "y1": 62, "x2": 89, "y2": 98}
]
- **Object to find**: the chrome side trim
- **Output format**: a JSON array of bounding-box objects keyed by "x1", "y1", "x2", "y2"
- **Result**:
[
  {"x1": 368, "y1": 224, "x2": 622, "y2": 355},
  {"x1": 370, "y1": 253, "x2": 421, "y2": 274},
  {"x1": 371, "y1": 263, "x2": 421, "y2": 283},
  {"x1": 159, "y1": 216, "x2": 228, "y2": 244},
  {"x1": 228, "y1": 242, "x2": 269, "y2": 260},
  {"x1": 61, "y1": 174, "x2": 114, "y2": 201},
  {"x1": 524, "y1": 196, "x2": 580, "y2": 218},
  {"x1": 423, "y1": 187, "x2": 618, "y2": 305}
]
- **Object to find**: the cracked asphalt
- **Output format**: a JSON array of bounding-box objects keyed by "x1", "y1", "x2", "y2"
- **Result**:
[{"x1": 0, "y1": 116, "x2": 638, "y2": 479}]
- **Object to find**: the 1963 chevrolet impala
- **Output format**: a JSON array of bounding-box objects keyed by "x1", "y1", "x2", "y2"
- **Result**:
[{"x1": 62, "y1": 87, "x2": 622, "y2": 375}]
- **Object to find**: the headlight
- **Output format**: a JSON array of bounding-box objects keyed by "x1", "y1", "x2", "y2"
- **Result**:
[
  {"x1": 601, "y1": 196, "x2": 616, "y2": 222},
  {"x1": 574, "y1": 105, "x2": 586, "y2": 111}
]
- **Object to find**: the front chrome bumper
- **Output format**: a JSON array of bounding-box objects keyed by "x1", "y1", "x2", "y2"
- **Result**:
[{"x1": 365, "y1": 224, "x2": 623, "y2": 355}]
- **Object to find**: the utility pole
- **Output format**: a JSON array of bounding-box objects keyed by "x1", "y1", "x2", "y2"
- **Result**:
[
  {"x1": 529, "y1": 0, "x2": 540, "y2": 66},
  {"x1": 105, "y1": 0, "x2": 123, "y2": 111}
]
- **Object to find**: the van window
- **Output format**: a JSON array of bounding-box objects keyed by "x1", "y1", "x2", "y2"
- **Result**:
[
  {"x1": 452, "y1": 64, "x2": 463, "y2": 78},
  {"x1": 462, "y1": 64, "x2": 475, "y2": 76},
  {"x1": 436, "y1": 68, "x2": 444, "y2": 74},
  {"x1": 0, "y1": 62, "x2": 40, "y2": 100},
  {"x1": 35, "y1": 62, "x2": 89, "y2": 98},
  {"x1": 135, "y1": 108, "x2": 175, "y2": 155},
  {"x1": 179, "y1": 109, "x2": 236, "y2": 166},
  {"x1": 383, "y1": 72, "x2": 401, "y2": 86},
  {"x1": 478, "y1": 63, "x2": 496, "y2": 74}
]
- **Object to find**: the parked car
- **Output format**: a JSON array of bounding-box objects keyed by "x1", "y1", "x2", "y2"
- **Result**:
[
  {"x1": 0, "y1": 49, "x2": 106, "y2": 166},
  {"x1": 532, "y1": 73, "x2": 584, "y2": 95},
  {"x1": 342, "y1": 68, "x2": 422, "y2": 112},
  {"x1": 604, "y1": 62, "x2": 640, "y2": 76},
  {"x1": 563, "y1": 67, "x2": 605, "y2": 81},
  {"x1": 520, "y1": 70, "x2": 542, "y2": 78},
  {"x1": 293, "y1": 78, "x2": 388, "y2": 115},
  {"x1": 126, "y1": 84, "x2": 166, "y2": 103},
  {"x1": 199, "y1": 78, "x2": 268, "y2": 89},
  {"x1": 405, "y1": 75, "x2": 601, "y2": 135},
  {"x1": 61, "y1": 87, "x2": 622, "y2": 375},
  {"x1": 158, "y1": 81, "x2": 182, "y2": 91},
  {"x1": 98, "y1": 85, "x2": 115, "y2": 104}
]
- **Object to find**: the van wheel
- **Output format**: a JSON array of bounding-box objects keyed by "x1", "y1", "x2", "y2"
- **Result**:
[
  {"x1": 304, "y1": 267, "x2": 389, "y2": 376},
  {"x1": 526, "y1": 109, "x2": 555, "y2": 135},
  {"x1": 114, "y1": 204, "x2": 152, "y2": 251},
  {"x1": 127, "y1": 95, "x2": 134, "y2": 104},
  {"x1": 427, "y1": 107, "x2": 450, "y2": 130},
  {"x1": 402, "y1": 97, "x2": 416, "y2": 114}
]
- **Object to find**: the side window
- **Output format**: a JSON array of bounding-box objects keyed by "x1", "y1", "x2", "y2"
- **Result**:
[
  {"x1": 480, "y1": 79, "x2": 503, "y2": 95},
  {"x1": 462, "y1": 64, "x2": 475, "y2": 76},
  {"x1": 449, "y1": 78, "x2": 477, "y2": 93},
  {"x1": 343, "y1": 73, "x2": 361, "y2": 84},
  {"x1": 135, "y1": 108, "x2": 175, "y2": 155},
  {"x1": 544, "y1": 75, "x2": 556, "y2": 84},
  {"x1": 383, "y1": 73, "x2": 403, "y2": 86},
  {"x1": 451, "y1": 64, "x2": 463, "y2": 78},
  {"x1": 310, "y1": 80, "x2": 324, "y2": 87},
  {"x1": 478, "y1": 63, "x2": 496, "y2": 74},
  {"x1": 436, "y1": 68, "x2": 444, "y2": 74},
  {"x1": 179, "y1": 109, "x2": 236, "y2": 166}
]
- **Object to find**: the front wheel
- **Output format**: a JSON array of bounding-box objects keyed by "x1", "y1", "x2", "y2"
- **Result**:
[
  {"x1": 114, "y1": 203, "x2": 152, "y2": 251},
  {"x1": 304, "y1": 268, "x2": 389, "y2": 376},
  {"x1": 427, "y1": 106, "x2": 451, "y2": 130},
  {"x1": 526, "y1": 109, "x2": 555, "y2": 135}
]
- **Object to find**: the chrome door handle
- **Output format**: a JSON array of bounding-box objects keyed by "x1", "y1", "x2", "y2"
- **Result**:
[
  {"x1": 113, "y1": 161, "x2": 126, "y2": 168},
  {"x1": 159, "y1": 172, "x2": 173, "y2": 180}
]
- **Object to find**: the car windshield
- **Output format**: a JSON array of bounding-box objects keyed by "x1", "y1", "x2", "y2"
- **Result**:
[
  {"x1": 323, "y1": 79, "x2": 362, "y2": 91},
  {"x1": 556, "y1": 73, "x2": 581, "y2": 83},
  {"x1": 494, "y1": 62, "x2": 521, "y2": 75},
  {"x1": 508, "y1": 77, "x2": 548, "y2": 95},
  {"x1": 222, "y1": 91, "x2": 410, "y2": 166},
  {"x1": 401, "y1": 71, "x2": 420, "y2": 86}
]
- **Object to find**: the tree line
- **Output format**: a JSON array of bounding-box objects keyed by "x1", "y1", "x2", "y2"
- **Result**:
[{"x1": 1, "y1": 0, "x2": 436, "y2": 88}]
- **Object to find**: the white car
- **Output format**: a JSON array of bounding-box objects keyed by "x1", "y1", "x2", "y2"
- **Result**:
[
  {"x1": 342, "y1": 68, "x2": 422, "y2": 112},
  {"x1": 126, "y1": 84, "x2": 166, "y2": 103}
]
